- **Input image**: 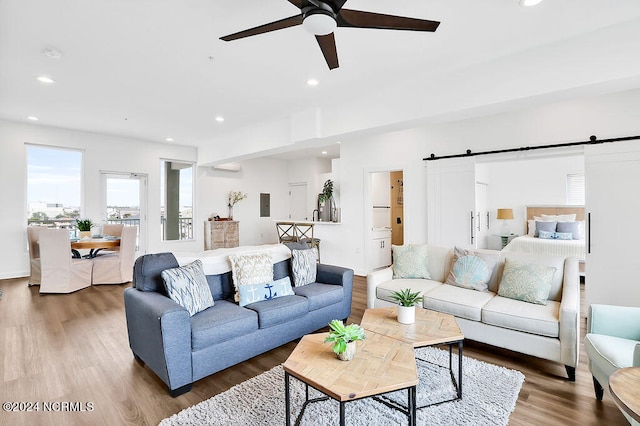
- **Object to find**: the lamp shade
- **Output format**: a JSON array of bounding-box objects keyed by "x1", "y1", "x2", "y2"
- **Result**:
[{"x1": 497, "y1": 208, "x2": 514, "y2": 220}]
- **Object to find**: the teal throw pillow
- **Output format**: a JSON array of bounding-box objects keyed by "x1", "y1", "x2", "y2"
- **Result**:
[
  {"x1": 445, "y1": 247, "x2": 499, "y2": 292},
  {"x1": 392, "y1": 244, "x2": 431, "y2": 279},
  {"x1": 161, "y1": 260, "x2": 214, "y2": 316},
  {"x1": 498, "y1": 259, "x2": 557, "y2": 305},
  {"x1": 238, "y1": 276, "x2": 295, "y2": 307}
]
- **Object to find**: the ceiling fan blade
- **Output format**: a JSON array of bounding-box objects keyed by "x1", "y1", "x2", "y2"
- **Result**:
[
  {"x1": 337, "y1": 9, "x2": 440, "y2": 32},
  {"x1": 287, "y1": 0, "x2": 303, "y2": 8},
  {"x1": 315, "y1": 33, "x2": 339, "y2": 70},
  {"x1": 220, "y1": 15, "x2": 303, "y2": 41}
]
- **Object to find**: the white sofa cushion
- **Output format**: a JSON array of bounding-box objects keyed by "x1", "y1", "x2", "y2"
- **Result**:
[
  {"x1": 423, "y1": 284, "x2": 494, "y2": 321},
  {"x1": 482, "y1": 296, "x2": 560, "y2": 337},
  {"x1": 376, "y1": 278, "x2": 442, "y2": 305}
]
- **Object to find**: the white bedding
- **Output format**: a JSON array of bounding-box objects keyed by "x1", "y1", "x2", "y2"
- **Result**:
[{"x1": 502, "y1": 235, "x2": 586, "y2": 261}]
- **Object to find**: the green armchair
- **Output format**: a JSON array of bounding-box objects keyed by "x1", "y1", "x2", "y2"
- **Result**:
[{"x1": 585, "y1": 304, "x2": 640, "y2": 424}]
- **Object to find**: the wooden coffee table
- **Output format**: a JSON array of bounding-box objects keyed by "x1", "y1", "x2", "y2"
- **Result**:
[
  {"x1": 361, "y1": 307, "x2": 465, "y2": 405},
  {"x1": 609, "y1": 367, "x2": 640, "y2": 422},
  {"x1": 283, "y1": 332, "x2": 418, "y2": 426}
]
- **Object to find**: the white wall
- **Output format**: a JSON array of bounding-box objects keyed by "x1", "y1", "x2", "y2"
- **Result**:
[
  {"x1": 481, "y1": 155, "x2": 585, "y2": 236},
  {"x1": 334, "y1": 88, "x2": 640, "y2": 275},
  {"x1": 0, "y1": 119, "x2": 199, "y2": 279},
  {"x1": 196, "y1": 158, "x2": 290, "y2": 247}
]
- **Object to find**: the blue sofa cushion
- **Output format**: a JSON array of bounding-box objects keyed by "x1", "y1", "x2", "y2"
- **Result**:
[
  {"x1": 293, "y1": 283, "x2": 344, "y2": 311},
  {"x1": 245, "y1": 295, "x2": 309, "y2": 329},
  {"x1": 205, "y1": 271, "x2": 235, "y2": 301},
  {"x1": 133, "y1": 252, "x2": 179, "y2": 295},
  {"x1": 190, "y1": 300, "x2": 258, "y2": 351}
]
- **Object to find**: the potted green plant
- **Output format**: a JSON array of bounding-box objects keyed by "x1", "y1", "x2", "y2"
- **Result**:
[
  {"x1": 76, "y1": 218, "x2": 93, "y2": 239},
  {"x1": 390, "y1": 288, "x2": 424, "y2": 324},
  {"x1": 318, "y1": 179, "x2": 338, "y2": 222},
  {"x1": 324, "y1": 319, "x2": 366, "y2": 361}
]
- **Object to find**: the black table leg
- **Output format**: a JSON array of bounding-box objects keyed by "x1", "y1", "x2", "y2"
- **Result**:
[
  {"x1": 408, "y1": 386, "x2": 417, "y2": 426},
  {"x1": 71, "y1": 249, "x2": 81, "y2": 258},
  {"x1": 285, "y1": 372, "x2": 291, "y2": 426},
  {"x1": 339, "y1": 401, "x2": 345, "y2": 426},
  {"x1": 458, "y1": 340, "x2": 463, "y2": 399}
]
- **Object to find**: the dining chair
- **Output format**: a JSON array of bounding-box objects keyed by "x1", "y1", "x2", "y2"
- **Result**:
[
  {"x1": 101, "y1": 223, "x2": 125, "y2": 254},
  {"x1": 27, "y1": 226, "x2": 42, "y2": 286},
  {"x1": 294, "y1": 222, "x2": 321, "y2": 262},
  {"x1": 92, "y1": 225, "x2": 137, "y2": 284},
  {"x1": 276, "y1": 222, "x2": 298, "y2": 243},
  {"x1": 39, "y1": 228, "x2": 93, "y2": 294}
]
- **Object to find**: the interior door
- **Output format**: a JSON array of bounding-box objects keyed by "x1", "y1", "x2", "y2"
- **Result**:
[
  {"x1": 288, "y1": 183, "x2": 308, "y2": 221},
  {"x1": 101, "y1": 172, "x2": 147, "y2": 256},
  {"x1": 585, "y1": 141, "x2": 640, "y2": 307},
  {"x1": 426, "y1": 157, "x2": 476, "y2": 248}
]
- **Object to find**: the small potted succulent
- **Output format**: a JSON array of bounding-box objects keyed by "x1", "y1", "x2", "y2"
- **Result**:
[
  {"x1": 76, "y1": 218, "x2": 93, "y2": 239},
  {"x1": 324, "y1": 319, "x2": 366, "y2": 361},
  {"x1": 390, "y1": 288, "x2": 424, "y2": 324}
]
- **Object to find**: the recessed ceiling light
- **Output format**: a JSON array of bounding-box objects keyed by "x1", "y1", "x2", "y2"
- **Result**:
[
  {"x1": 215, "y1": 116, "x2": 225, "y2": 122},
  {"x1": 37, "y1": 76, "x2": 55, "y2": 84},
  {"x1": 27, "y1": 116, "x2": 39, "y2": 121},
  {"x1": 336, "y1": 141, "x2": 341, "y2": 144},
  {"x1": 166, "y1": 137, "x2": 174, "y2": 142},
  {"x1": 307, "y1": 79, "x2": 319, "y2": 86},
  {"x1": 519, "y1": 0, "x2": 542, "y2": 6},
  {"x1": 42, "y1": 48, "x2": 62, "y2": 59}
]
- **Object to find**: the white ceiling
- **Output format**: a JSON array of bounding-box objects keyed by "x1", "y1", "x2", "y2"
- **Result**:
[{"x1": 2, "y1": 0, "x2": 640, "y2": 160}]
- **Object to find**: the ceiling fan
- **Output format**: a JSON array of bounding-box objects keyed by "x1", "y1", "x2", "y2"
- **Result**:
[{"x1": 220, "y1": 0, "x2": 440, "y2": 70}]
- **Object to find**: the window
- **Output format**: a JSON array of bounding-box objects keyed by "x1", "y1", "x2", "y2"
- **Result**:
[
  {"x1": 27, "y1": 145, "x2": 82, "y2": 227},
  {"x1": 160, "y1": 160, "x2": 194, "y2": 240},
  {"x1": 566, "y1": 173, "x2": 585, "y2": 205}
]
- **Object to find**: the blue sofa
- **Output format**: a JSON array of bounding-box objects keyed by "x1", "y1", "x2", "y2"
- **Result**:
[{"x1": 123, "y1": 246, "x2": 354, "y2": 396}]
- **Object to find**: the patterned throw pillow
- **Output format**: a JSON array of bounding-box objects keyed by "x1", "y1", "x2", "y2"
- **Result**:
[
  {"x1": 238, "y1": 276, "x2": 295, "y2": 307},
  {"x1": 445, "y1": 247, "x2": 499, "y2": 292},
  {"x1": 498, "y1": 259, "x2": 557, "y2": 305},
  {"x1": 291, "y1": 248, "x2": 318, "y2": 287},
  {"x1": 161, "y1": 260, "x2": 214, "y2": 316},
  {"x1": 229, "y1": 251, "x2": 274, "y2": 302},
  {"x1": 392, "y1": 244, "x2": 431, "y2": 279},
  {"x1": 539, "y1": 230, "x2": 573, "y2": 240}
]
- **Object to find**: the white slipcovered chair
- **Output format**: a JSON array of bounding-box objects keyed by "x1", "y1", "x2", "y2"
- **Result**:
[
  {"x1": 101, "y1": 223, "x2": 124, "y2": 254},
  {"x1": 27, "y1": 226, "x2": 42, "y2": 285},
  {"x1": 39, "y1": 228, "x2": 93, "y2": 294},
  {"x1": 92, "y1": 225, "x2": 137, "y2": 284}
]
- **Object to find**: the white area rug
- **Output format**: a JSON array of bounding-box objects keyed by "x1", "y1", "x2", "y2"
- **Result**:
[{"x1": 159, "y1": 347, "x2": 524, "y2": 426}]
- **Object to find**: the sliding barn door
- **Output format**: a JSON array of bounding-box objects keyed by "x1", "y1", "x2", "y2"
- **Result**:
[
  {"x1": 426, "y1": 157, "x2": 477, "y2": 248},
  {"x1": 585, "y1": 140, "x2": 640, "y2": 307}
]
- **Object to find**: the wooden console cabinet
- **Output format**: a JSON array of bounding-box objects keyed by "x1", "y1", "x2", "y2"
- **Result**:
[{"x1": 204, "y1": 220, "x2": 239, "y2": 250}]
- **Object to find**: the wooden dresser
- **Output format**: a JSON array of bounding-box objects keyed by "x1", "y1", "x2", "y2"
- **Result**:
[{"x1": 204, "y1": 220, "x2": 239, "y2": 249}]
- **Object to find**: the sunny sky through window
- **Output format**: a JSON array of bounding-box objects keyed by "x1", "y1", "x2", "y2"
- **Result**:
[{"x1": 27, "y1": 145, "x2": 82, "y2": 207}]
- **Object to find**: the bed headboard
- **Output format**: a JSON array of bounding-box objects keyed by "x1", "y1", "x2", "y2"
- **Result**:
[{"x1": 525, "y1": 205, "x2": 585, "y2": 233}]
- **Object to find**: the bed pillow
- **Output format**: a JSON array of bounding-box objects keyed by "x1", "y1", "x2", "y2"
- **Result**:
[
  {"x1": 392, "y1": 244, "x2": 431, "y2": 279},
  {"x1": 541, "y1": 213, "x2": 577, "y2": 222},
  {"x1": 161, "y1": 260, "x2": 214, "y2": 316},
  {"x1": 539, "y1": 230, "x2": 573, "y2": 240},
  {"x1": 229, "y1": 251, "x2": 274, "y2": 302},
  {"x1": 557, "y1": 221, "x2": 581, "y2": 240},
  {"x1": 498, "y1": 259, "x2": 557, "y2": 305},
  {"x1": 445, "y1": 247, "x2": 499, "y2": 292},
  {"x1": 291, "y1": 248, "x2": 318, "y2": 287},
  {"x1": 238, "y1": 276, "x2": 295, "y2": 307},
  {"x1": 534, "y1": 221, "x2": 557, "y2": 237},
  {"x1": 527, "y1": 220, "x2": 536, "y2": 237}
]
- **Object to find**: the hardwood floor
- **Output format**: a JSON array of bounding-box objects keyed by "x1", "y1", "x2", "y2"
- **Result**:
[{"x1": 0, "y1": 276, "x2": 628, "y2": 425}]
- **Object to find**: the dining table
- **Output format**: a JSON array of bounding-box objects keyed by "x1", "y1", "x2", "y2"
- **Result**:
[{"x1": 71, "y1": 237, "x2": 120, "y2": 258}]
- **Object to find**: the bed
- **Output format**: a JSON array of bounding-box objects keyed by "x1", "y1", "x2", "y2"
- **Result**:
[{"x1": 502, "y1": 206, "x2": 586, "y2": 275}]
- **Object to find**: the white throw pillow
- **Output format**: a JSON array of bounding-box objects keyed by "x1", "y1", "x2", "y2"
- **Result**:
[
  {"x1": 291, "y1": 248, "x2": 318, "y2": 287},
  {"x1": 161, "y1": 260, "x2": 214, "y2": 316},
  {"x1": 541, "y1": 213, "x2": 577, "y2": 222},
  {"x1": 229, "y1": 251, "x2": 274, "y2": 302}
]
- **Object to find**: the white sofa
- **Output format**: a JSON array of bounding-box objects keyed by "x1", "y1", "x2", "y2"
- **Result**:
[{"x1": 367, "y1": 245, "x2": 580, "y2": 380}]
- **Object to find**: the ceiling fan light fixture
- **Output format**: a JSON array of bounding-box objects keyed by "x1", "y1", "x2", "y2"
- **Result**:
[
  {"x1": 519, "y1": 0, "x2": 542, "y2": 6},
  {"x1": 303, "y1": 10, "x2": 336, "y2": 36}
]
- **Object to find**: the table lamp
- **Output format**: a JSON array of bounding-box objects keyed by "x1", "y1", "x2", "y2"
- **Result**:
[{"x1": 497, "y1": 208, "x2": 514, "y2": 235}]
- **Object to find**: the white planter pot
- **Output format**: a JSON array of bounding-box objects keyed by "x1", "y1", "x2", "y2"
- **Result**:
[
  {"x1": 397, "y1": 305, "x2": 416, "y2": 324},
  {"x1": 337, "y1": 341, "x2": 357, "y2": 361}
]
